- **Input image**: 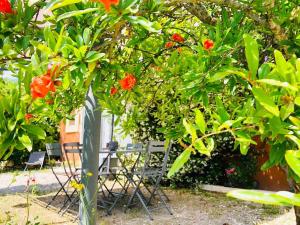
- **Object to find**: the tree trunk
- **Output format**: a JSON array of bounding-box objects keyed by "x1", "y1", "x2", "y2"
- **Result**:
[{"x1": 79, "y1": 87, "x2": 101, "y2": 225}]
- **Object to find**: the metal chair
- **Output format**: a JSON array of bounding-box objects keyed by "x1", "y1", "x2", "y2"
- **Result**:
[
  {"x1": 45, "y1": 143, "x2": 73, "y2": 209},
  {"x1": 125, "y1": 141, "x2": 173, "y2": 220},
  {"x1": 24, "y1": 151, "x2": 46, "y2": 171},
  {"x1": 97, "y1": 142, "x2": 128, "y2": 215},
  {"x1": 59, "y1": 142, "x2": 83, "y2": 214}
]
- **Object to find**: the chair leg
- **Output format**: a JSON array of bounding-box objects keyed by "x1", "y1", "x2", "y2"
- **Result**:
[
  {"x1": 61, "y1": 194, "x2": 79, "y2": 216},
  {"x1": 47, "y1": 176, "x2": 72, "y2": 208},
  {"x1": 136, "y1": 191, "x2": 154, "y2": 220},
  {"x1": 125, "y1": 176, "x2": 148, "y2": 213},
  {"x1": 156, "y1": 188, "x2": 173, "y2": 215},
  {"x1": 59, "y1": 189, "x2": 77, "y2": 214}
]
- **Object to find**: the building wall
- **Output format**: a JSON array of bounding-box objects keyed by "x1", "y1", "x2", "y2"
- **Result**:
[{"x1": 60, "y1": 110, "x2": 82, "y2": 162}]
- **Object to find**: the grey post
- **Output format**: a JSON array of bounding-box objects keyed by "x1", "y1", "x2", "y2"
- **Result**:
[{"x1": 79, "y1": 87, "x2": 101, "y2": 225}]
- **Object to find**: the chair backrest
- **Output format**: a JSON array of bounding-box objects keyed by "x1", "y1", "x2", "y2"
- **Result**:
[
  {"x1": 144, "y1": 140, "x2": 172, "y2": 173},
  {"x1": 99, "y1": 142, "x2": 120, "y2": 175},
  {"x1": 45, "y1": 143, "x2": 62, "y2": 157},
  {"x1": 27, "y1": 151, "x2": 46, "y2": 165},
  {"x1": 147, "y1": 141, "x2": 166, "y2": 153},
  {"x1": 63, "y1": 142, "x2": 82, "y2": 175},
  {"x1": 126, "y1": 143, "x2": 143, "y2": 151}
]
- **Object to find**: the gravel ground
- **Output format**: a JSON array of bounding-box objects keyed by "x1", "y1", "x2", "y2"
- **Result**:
[
  {"x1": 0, "y1": 189, "x2": 295, "y2": 225},
  {"x1": 0, "y1": 169, "x2": 296, "y2": 225}
]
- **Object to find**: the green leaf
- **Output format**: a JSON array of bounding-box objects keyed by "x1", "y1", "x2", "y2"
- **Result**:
[
  {"x1": 261, "y1": 144, "x2": 286, "y2": 171},
  {"x1": 63, "y1": 71, "x2": 71, "y2": 90},
  {"x1": 194, "y1": 139, "x2": 210, "y2": 156},
  {"x1": 54, "y1": 26, "x2": 65, "y2": 54},
  {"x1": 295, "y1": 97, "x2": 300, "y2": 106},
  {"x1": 258, "y1": 63, "x2": 271, "y2": 79},
  {"x1": 57, "y1": 8, "x2": 99, "y2": 22},
  {"x1": 85, "y1": 51, "x2": 105, "y2": 63},
  {"x1": 195, "y1": 109, "x2": 206, "y2": 134},
  {"x1": 18, "y1": 134, "x2": 32, "y2": 151},
  {"x1": 215, "y1": 96, "x2": 230, "y2": 122},
  {"x1": 243, "y1": 34, "x2": 259, "y2": 80},
  {"x1": 239, "y1": 141, "x2": 250, "y2": 155},
  {"x1": 183, "y1": 119, "x2": 197, "y2": 143},
  {"x1": 206, "y1": 138, "x2": 215, "y2": 152},
  {"x1": 286, "y1": 135, "x2": 300, "y2": 149},
  {"x1": 44, "y1": 26, "x2": 56, "y2": 51},
  {"x1": 127, "y1": 16, "x2": 161, "y2": 33},
  {"x1": 208, "y1": 69, "x2": 246, "y2": 83},
  {"x1": 285, "y1": 150, "x2": 300, "y2": 177},
  {"x1": 23, "y1": 125, "x2": 46, "y2": 139},
  {"x1": 50, "y1": 0, "x2": 82, "y2": 11},
  {"x1": 274, "y1": 50, "x2": 287, "y2": 77},
  {"x1": 256, "y1": 79, "x2": 297, "y2": 91},
  {"x1": 167, "y1": 147, "x2": 192, "y2": 178},
  {"x1": 228, "y1": 190, "x2": 293, "y2": 206},
  {"x1": 280, "y1": 103, "x2": 294, "y2": 121},
  {"x1": 83, "y1": 28, "x2": 92, "y2": 45},
  {"x1": 290, "y1": 116, "x2": 300, "y2": 128},
  {"x1": 252, "y1": 87, "x2": 279, "y2": 117}
]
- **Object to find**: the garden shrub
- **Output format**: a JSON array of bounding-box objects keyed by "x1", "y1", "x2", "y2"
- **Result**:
[
  {"x1": 130, "y1": 114, "x2": 257, "y2": 189},
  {"x1": 167, "y1": 134, "x2": 257, "y2": 189}
]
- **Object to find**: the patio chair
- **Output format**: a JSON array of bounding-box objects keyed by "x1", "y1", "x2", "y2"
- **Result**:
[
  {"x1": 59, "y1": 142, "x2": 83, "y2": 214},
  {"x1": 24, "y1": 151, "x2": 46, "y2": 171},
  {"x1": 45, "y1": 143, "x2": 72, "y2": 209},
  {"x1": 125, "y1": 140, "x2": 173, "y2": 220},
  {"x1": 97, "y1": 142, "x2": 128, "y2": 215}
]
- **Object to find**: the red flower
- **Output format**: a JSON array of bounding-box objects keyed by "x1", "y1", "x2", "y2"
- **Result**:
[
  {"x1": 30, "y1": 75, "x2": 56, "y2": 99},
  {"x1": 110, "y1": 87, "x2": 118, "y2": 95},
  {"x1": 119, "y1": 73, "x2": 137, "y2": 90},
  {"x1": 94, "y1": 0, "x2": 119, "y2": 11},
  {"x1": 203, "y1": 39, "x2": 214, "y2": 50},
  {"x1": 172, "y1": 33, "x2": 184, "y2": 43},
  {"x1": 0, "y1": 0, "x2": 13, "y2": 14},
  {"x1": 25, "y1": 114, "x2": 33, "y2": 121},
  {"x1": 225, "y1": 168, "x2": 236, "y2": 175},
  {"x1": 165, "y1": 42, "x2": 174, "y2": 49}
]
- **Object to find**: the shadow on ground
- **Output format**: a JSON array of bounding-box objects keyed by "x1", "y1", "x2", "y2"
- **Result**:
[{"x1": 27, "y1": 188, "x2": 295, "y2": 225}]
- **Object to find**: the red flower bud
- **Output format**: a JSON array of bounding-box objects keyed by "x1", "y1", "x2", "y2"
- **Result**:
[
  {"x1": 172, "y1": 33, "x2": 184, "y2": 43},
  {"x1": 110, "y1": 87, "x2": 118, "y2": 95},
  {"x1": 203, "y1": 39, "x2": 214, "y2": 50},
  {"x1": 25, "y1": 114, "x2": 33, "y2": 121},
  {"x1": 119, "y1": 73, "x2": 137, "y2": 91},
  {"x1": 165, "y1": 42, "x2": 174, "y2": 49},
  {"x1": 54, "y1": 80, "x2": 62, "y2": 86}
]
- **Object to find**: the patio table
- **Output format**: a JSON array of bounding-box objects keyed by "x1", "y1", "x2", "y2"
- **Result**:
[{"x1": 97, "y1": 146, "x2": 146, "y2": 214}]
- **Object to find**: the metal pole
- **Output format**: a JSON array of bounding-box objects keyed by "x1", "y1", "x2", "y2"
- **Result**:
[
  {"x1": 79, "y1": 87, "x2": 101, "y2": 225},
  {"x1": 110, "y1": 114, "x2": 114, "y2": 142}
]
